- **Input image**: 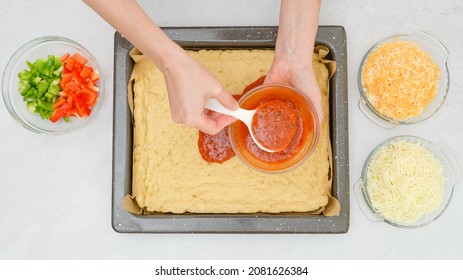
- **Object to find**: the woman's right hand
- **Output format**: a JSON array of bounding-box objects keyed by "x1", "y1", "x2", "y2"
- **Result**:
[
  {"x1": 162, "y1": 55, "x2": 239, "y2": 135},
  {"x1": 82, "y1": 0, "x2": 238, "y2": 135}
]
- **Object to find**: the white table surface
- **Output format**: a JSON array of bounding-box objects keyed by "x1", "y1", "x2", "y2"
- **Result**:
[{"x1": 0, "y1": 0, "x2": 462, "y2": 260}]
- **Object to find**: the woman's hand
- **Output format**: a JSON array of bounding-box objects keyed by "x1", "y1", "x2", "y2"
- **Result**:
[
  {"x1": 163, "y1": 55, "x2": 238, "y2": 135},
  {"x1": 269, "y1": 0, "x2": 323, "y2": 123},
  {"x1": 265, "y1": 57, "x2": 323, "y2": 123},
  {"x1": 83, "y1": 0, "x2": 238, "y2": 135}
]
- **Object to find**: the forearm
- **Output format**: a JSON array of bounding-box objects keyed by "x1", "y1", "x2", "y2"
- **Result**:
[
  {"x1": 83, "y1": 0, "x2": 187, "y2": 73},
  {"x1": 276, "y1": 0, "x2": 321, "y2": 66}
]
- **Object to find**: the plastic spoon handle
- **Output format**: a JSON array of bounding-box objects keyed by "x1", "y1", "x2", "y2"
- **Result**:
[
  {"x1": 204, "y1": 98, "x2": 274, "y2": 153},
  {"x1": 205, "y1": 98, "x2": 254, "y2": 126}
]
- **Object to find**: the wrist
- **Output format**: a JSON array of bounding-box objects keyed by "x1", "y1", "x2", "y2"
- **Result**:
[
  {"x1": 137, "y1": 28, "x2": 190, "y2": 75},
  {"x1": 274, "y1": 42, "x2": 314, "y2": 69},
  {"x1": 275, "y1": 0, "x2": 320, "y2": 67},
  {"x1": 154, "y1": 42, "x2": 191, "y2": 75}
]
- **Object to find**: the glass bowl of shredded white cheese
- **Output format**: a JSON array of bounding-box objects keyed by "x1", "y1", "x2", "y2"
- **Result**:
[
  {"x1": 354, "y1": 135, "x2": 460, "y2": 228},
  {"x1": 358, "y1": 31, "x2": 450, "y2": 129}
]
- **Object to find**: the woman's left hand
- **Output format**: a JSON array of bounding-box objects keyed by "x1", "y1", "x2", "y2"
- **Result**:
[{"x1": 265, "y1": 58, "x2": 323, "y2": 123}]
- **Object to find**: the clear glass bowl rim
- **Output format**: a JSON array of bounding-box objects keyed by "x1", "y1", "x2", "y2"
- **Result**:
[
  {"x1": 359, "y1": 135, "x2": 456, "y2": 228},
  {"x1": 2, "y1": 35, "x2": 103, "y2": 135},
  {"x1": 357, "y1": 32, "x2": 450, "y2": 125},
  {"x1": 228, "y1": 83, "x2": 320, "y2": 174}
]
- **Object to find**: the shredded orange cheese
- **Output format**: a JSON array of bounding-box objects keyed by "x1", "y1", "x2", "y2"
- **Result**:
[{"x1": 361, "y1": 40, "x2": 440, "y2": 121}]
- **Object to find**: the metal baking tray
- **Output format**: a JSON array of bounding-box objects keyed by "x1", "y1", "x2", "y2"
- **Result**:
[{"x1": 112, "y1": 26, "x2": 349, "y2": 233}]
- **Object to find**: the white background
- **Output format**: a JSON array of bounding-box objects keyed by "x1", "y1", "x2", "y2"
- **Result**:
[{"x1": 0, "y1": 0, "x2": 462, "y2": 259}]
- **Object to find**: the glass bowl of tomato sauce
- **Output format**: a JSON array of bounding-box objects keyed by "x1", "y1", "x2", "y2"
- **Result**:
[{"x1": 229, "y1": 84, "x2": 320, "y2": 173}]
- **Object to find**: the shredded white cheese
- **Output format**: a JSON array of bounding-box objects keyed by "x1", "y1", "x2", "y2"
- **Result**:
[{"x1": 366, "y1": 140, "x2": 445, "y2": 224}]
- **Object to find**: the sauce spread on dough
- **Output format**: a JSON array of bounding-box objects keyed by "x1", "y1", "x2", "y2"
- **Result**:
[
  {"x1": 198, "y1": 128, "x2": 235, "y2": 163},
  {"x1": 251, "y1": 100, "x2": 298, "y2": 152},
  {"x1": 198, "y1": 94, "x2": 242, "y2": 163}
]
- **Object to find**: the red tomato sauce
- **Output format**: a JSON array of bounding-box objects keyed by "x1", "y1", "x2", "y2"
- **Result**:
[
  {"x1": 198, "y1": 128, "x2": 235, "y2": 163},
  {"x1": 197, "y1": 94, "x2": 244, "y2": 163},
  {"x1": 245, "y1": 91, "x2": 304, "y2": 163},
  {"x1": 246, "y1": 111, "x2": 303, "y2": 163},
  {"x1": 235, "y1": 84, "x2": 313, "y2": 164},
  {"x1": 251, "y1": 100, "x2": 298, "y2": 152}
]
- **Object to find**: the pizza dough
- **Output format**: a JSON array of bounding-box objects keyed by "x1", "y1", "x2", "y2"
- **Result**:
[{"x1": 126, "y1": 47, "x2": 340, "y2": 216}]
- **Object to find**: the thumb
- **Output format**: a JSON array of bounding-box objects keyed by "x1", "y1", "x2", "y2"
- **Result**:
[
  {"x1": 214, "y1": 89, "x2": 239, "y2": 111},
  {"x1": 314, "y1": 101, "x2": 324, "y2": 125}
]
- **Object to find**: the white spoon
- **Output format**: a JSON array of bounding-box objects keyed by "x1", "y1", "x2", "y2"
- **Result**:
[{"x1": 205, "y1": 98, "x2": 276, "y2": 153}]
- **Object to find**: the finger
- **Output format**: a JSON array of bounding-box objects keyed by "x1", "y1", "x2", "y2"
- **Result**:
[
  {"x1": 213, "y1": 89, "x2": 239, "y2": 111},
  {"x1": 263, "y1": 74, "x2": 272, "y2": 84},
  {"x1": 314, "y1": 101, "x2": 324, "y2": 124},
  {"x1": 303, "y1": 91, "x2": 324, "y2": 124},
  {"x1": 213, "y1": 114, "x2": 237, "y2": 129},
  {"x1": 198, "y1": 114, "x2": 236, "y2": 135},
  {"x1": 206, "y1": 110, "x2": 237, "y2": 123}
]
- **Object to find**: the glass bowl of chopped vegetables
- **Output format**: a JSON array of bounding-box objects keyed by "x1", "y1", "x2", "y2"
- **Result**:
[
  {"x1": 357, "y1": 31, "x2": 449, "y2": 129},
  {"x1": 354, "y1": 135, "x2": 460, "y2": 228},
  {"x1": 2, "y1": 36, "x2": 103, "y2": 135}
]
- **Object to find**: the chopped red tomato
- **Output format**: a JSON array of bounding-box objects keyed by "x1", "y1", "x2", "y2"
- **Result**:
[
  {"x1": 80, "y1": 66, "x2": 93, "y2": 78},
  {"x1": 60, "y1": 53, "x2": 70, "y2": 62},
  {"x1": 71, "y1": 53, "x2": 89, "y2": 66},
  {"x1": 50, "y1": 52, "x2": 100, "y2": 122}
]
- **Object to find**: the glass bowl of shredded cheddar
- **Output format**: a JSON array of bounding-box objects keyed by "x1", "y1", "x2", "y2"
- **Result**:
[
  {"x1": 354, "y1": 136, "x2": 460, "y2": 228},
  {"x1": 358, "y1": 31, "x2": 449, "y2": 128}
]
